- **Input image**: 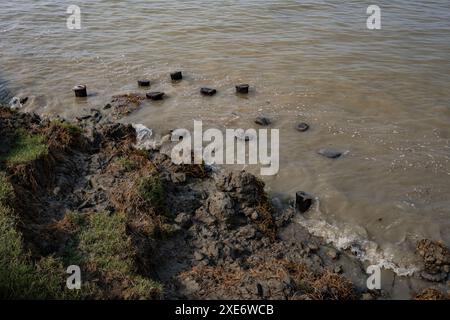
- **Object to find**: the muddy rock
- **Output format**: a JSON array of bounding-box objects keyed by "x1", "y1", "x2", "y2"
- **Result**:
[
  {"x1": 333, "y1": 265, "x2": 344, "y2": 274},
  {"x1": 295, "y1": 191, "x2": 314, "y2": 213},
  {"x1": 318, "y1": 148, "x2": 343, "y2": 159},
  {"x1": 20, "y1": 97, "x2": 29, "y2": 105},
  {"x1": 419, "y1": 271, "x2": 447, "y2": 282},
  {"x1": 236, "y1": 225, "x2": 257, "y2": 240},
  {"x1": 175, "y1": 212, "x2": 192, "y2": 228},
  {"x1": 361, "y1": 293, "x2": 375, "y2": 300},
  {"x1": 207, "y1": 192, "x2": 235, "y2": 224},
  {"x1": 108, "y1": 93, "x2": 145, "y2": 119},
  {"x1": 416, "y1": 239, "x2": 450, "y2": 281},
  {"x1": 307, "y1": 242, "x2": 319, "y2": 253},
  {"x1": 194, "y1": 251, "x2": 205, "y2": 261},
  {"x1": 171, "y1": 172, "x2": 186, "y2": 184},
  {"x1": 255, "y1": 116, "x2": 271, "y2": 126},
  {"x1": 146, "y1": 91, "x2": 165, "y2": 100},
  {"x1": 327, "y1": 248, "x2": 340, "y2": 261},
  {"x1": 216, "y1": 171, "x2": 265, "y2": 207},
  {"x1": 296, "y1": 122, "x2": 310, "y2": 132}
]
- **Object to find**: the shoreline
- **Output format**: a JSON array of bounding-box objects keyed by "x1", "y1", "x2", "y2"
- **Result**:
[{"x1": 0, "y1": 95, "x2": 449, "y2": 300}]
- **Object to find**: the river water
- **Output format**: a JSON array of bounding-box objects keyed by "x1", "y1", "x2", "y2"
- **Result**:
[{"x1": 1, "y1": 1, "x2": 450, "y2": 276}]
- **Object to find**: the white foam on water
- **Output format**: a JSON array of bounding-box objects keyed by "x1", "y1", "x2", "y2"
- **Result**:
[{"x1": 294, "y1": 204, "x2": 419, "y2": 277}]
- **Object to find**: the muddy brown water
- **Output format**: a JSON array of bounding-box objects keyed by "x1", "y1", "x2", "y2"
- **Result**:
[{"x1": 1, "y1": 1, "x2": 450, "y2": 284}]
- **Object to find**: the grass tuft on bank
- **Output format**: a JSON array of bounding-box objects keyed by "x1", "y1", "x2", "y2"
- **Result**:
[
  {"x1": 137, "y1": 175, "x2": 166, "y2": 212},
  {"x1": 50, "y1": 120, "x2": 83, "y2": 136},
  {"x1": 0, "y1": 178, "x2": 70, "y2": 299},
  {"x1": 2, "y1": 130, "x2": 48, "y2": 165},
  {"x1": 0, "y1": 172, "x2": 13, "y2": 203},
  {"x1": 64, "y1": 211, "x2": 163, "y2": 299},
  {"x1": 1, "y1": 169, "x2": 161, "y2": 299}
]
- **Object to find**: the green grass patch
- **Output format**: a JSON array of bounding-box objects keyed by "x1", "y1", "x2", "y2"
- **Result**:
[
  {"x1": 137, "y1": 176, "x2": 166, "y2": 212},
  {"x1": 65, "y1": 211, "x2": 163, "y2": 299},
  {"x1": 0, "y1": 172, "x2": 13, "y2": 203},
  {"x1": 123, "y1": 275, "x2": 163, "y2": 300},
  {"x1": 0, "y1": 174, "x2": 161, "y2": 299},
  {"x1": 78, "y1": 212, "x2": 134, "y2": 275},
  {"x1": 0, "y1": 207, "x2": 162, "y2": 299},
  {"x1": 3, "y1": 130, "x2": 48, "y2": 165},
  {"x1": 65, "y1": 210, "x2": 87, "y2": 229},
  {"x1": 0, "y1": 204, "x2": 73, "y2": 299},
  {"x1": 51, "y1": 120, "x2": 83, "y2": 135}
]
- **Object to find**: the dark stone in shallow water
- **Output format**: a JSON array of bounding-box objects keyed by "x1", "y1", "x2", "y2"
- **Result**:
[
  {"x1": 236, "y1": 84, "x2": 249, "y2": 94},
  {"x1": 318, "y1": 148, "x2": 342, "y2": 159},
  {"x1": 138, "y1": 79, "x2": 150, "y2": 87},
  {"x1": 255, "y1": 116, "x2": 271, "y2": 126},
  {"x1": 200, "y1": 88, "x2": 217, "y2": 96},
  {"x1": 19, "y1": 97, "x2": 29, "y2": 105},
  {"x1": 296, "y1": 123, "x2": 309, "y2": 132},
  {"x1": 73, "y1": 85, "x2": 87, "y2": 97},
  {"x1": 171, "y1": 71, "x2": 183, "y2": 81},
  {"x1": 146, "y1": 91, "x2": 165, "y2": 100},
  {"x1": 295, "y1": 191, "x2": 314, "y2": 213}
]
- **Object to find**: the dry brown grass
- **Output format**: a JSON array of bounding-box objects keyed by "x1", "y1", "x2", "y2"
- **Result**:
[
  {"x1": 414, "y1": 288, "x2": 449, "y2": 300},
  {"x1": 180, "y1": 259, "x2": 357, "y2": 300},
  {"x1": 45, "y1": 120, "x2": 86, "y2": 150}
]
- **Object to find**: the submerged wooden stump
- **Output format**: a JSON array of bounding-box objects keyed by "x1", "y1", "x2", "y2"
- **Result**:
[
  {"x1": 170, "y1": 71, "x2": 183, "y2": 81},
  {"x1": 138, "y1": 80, "x2": 151, "y2": 87},
  {"x1": 236, "y1": 84, "x2": 249, "y2": 94},
  {"x1": 200, "y1": 88, "x2": 217, "y2": 96},
  {"x1": 73, "y1": 85, "x2": 87, "y2": 97}
]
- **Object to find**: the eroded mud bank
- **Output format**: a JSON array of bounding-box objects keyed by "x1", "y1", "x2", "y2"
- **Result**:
[{"x1": 0, "y1": 99, "x2": 448, "y2": 300}]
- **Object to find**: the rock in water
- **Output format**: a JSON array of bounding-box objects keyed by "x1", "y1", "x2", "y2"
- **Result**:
[
  {"x1": 138, "y1": 80, "x2": 151, "y2": 87},
  {"x1": 73, "y1": 85, "x2": 87, "y2": 97},
  {"x1": 295, "y1": 191, "x2": 313, "y2": 213},
  {"x1": 255, "y1": 116, "x2": 271, "y2": 126},
  {"x1": 146, "y1": 91, "x2": 165, "y2": 100},
  {"x1": 236, "y1": 84, "x2": 249, "y2": 94},
  {"x1": 200, "y1": 88, "x2": 217, "y2": 96},
  {"x1": 170, "y1": 71, "x2": 183, "y2": 81},
  {"x1": 318, "y1": 148, "x2": 342, "y2": 159},
  {"x1": 296, "y1": 123, "x2": 310, "y2": 132}
]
